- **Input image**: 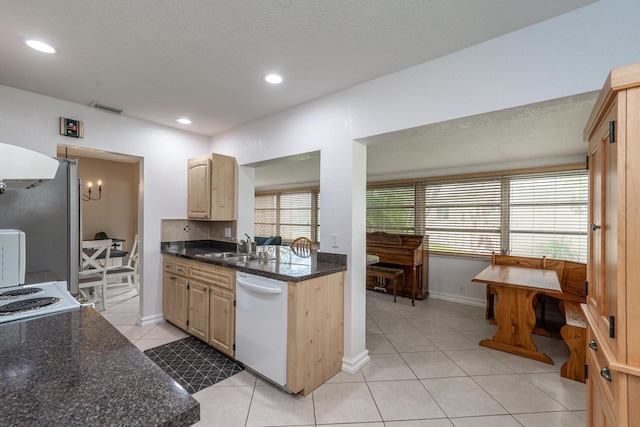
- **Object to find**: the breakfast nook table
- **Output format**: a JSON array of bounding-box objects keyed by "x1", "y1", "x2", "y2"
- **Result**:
[{"x1": 472, "y1": 264, "x2": 562, "y2": 364}]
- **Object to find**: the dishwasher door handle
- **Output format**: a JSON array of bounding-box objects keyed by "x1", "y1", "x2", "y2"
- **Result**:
[{"x1": 237, "y1": 280, "x2": 283, "y2": 295}]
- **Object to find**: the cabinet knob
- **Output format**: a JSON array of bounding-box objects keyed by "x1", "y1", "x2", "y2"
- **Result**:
[
  {"x1": 590, "y1": 223, "x2": 601, "y2": 231},
  {"x1": 600, "y1": 367, "x2": 612, "y2": 382},
  {"x1": 589, "y1": 340, "x2": 598, "y2": 351},
  {"x1": 170, "y1": 276, "x2": 177, "y2": 280}
]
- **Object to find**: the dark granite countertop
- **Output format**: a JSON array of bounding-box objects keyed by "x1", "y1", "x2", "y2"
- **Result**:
[
  {"x1": 0, "y1": 307, "x2": 199, "y2": 427},
  {"x1": 161, "y1": 240, "x2": 347, "y2": 282}
]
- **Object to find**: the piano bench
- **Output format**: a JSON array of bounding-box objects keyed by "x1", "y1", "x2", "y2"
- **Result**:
[{"x1": 366, "y1": 265, "x2": 406, "y2": 304}]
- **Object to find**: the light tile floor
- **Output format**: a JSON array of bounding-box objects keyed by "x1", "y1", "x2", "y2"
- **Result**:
[{"x1": 100, "y1": 287, "x2": 587, "y2": 427}]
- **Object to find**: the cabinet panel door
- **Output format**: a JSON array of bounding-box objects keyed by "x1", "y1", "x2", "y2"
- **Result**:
[
  {"x1": 188, "y1": 281, "x2": 209, "y2": 341},
  {"x1": 603, "y1": 105, "x2": 620, "y2": 356},
  {"x1": 588, "y1": 104, "x2": 620, "y2": 357},
  {"x1": 163, "y1": 275, "x2": 189, "y2": 331},
  {"x1": 188, "y1": 157, "x2": 211, "y2": 218},
  {"x1": 588, "y1": 139, "x2": 603, "y2": 323},
  {"x1": 210, "y1": 154, "x2": 235, "y2": 220},
  {"x1": 209, "y1": 287, "x2": 235, "y2": 357}
]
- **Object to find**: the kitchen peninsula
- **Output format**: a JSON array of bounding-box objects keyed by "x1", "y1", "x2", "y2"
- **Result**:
[
  {"x1": 161, "y1": 240, "x2": 347, "y2": 281},
  {"x1": 161, "y1": 240, "x2": 347, "y2": 395}
]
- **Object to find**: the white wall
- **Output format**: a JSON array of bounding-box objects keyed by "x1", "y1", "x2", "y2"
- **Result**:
[
  {"x1": 0, "y1": 86, "x2": 210, "y2": 323},
  {"x1": 208, "y1": 0, "x2": 640, "y2": 370}
]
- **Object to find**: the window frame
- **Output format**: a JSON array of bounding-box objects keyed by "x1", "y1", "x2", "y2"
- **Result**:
[
  {"x1": 254, "y1": 188, "x2": 320, "y2": 243},
  {"x1": 366, "y1": 164, "x2": 588, "y2": 262}
]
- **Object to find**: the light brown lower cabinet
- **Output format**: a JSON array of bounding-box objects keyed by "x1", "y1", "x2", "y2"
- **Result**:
[
  {"x1": 163, "y1": 256, "x2": 236, "y2": 357},
  {"x1": 163, "y1": 255, "x2": 345, "y2": 394},
  {"x1": 187, "y1": 281, "x2": 209, "y2": 342},
  {"x1": 287, "y1": 272, "x2": 344, "y2": 395},
  {"x1": 586, "y1": 336, "x2": 616, "y2": 427},
  {"x1": 208, "y1": 286, "x2": 235, "y2": 356},
  {"x1": 162, "y1": 258, "x2": 189, "y2": 331}
]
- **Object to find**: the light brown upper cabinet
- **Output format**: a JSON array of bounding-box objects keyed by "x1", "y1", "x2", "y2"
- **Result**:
[{"x1": 187, "y1": 153, "x2": 236, "y2": 220}]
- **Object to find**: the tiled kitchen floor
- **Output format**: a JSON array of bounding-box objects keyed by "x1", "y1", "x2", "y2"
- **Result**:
[{"x1": 101, "y1": 287, "x2": 587, "y2": 427}]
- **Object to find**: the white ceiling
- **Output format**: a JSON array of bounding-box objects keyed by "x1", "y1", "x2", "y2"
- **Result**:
[
  {"x1": 1, "y1": 0, "x2": 596, "y2": 137},
  {"x1": 252, "y1": 91, "x2": 597, "y2": 190}
]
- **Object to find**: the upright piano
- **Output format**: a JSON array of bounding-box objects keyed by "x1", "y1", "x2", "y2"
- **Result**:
[{"x1": 366, "y1": 232, "x2": 428, "y2": 300}]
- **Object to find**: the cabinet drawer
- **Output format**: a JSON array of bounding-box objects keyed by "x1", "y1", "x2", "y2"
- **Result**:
[
  {"x1": 163, "y1": 257, "x2": 189, "y2": 277},
  {"x1": 190, "y1": 264, "x2": 235, "y2": 291},
  {"x1": 587, "y1": 327, "x2": 615, "y2": 402}
]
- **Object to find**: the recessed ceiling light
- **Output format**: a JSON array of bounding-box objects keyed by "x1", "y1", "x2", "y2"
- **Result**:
[
  {"x1": 176, "y1": 118, "x2": 192, "y2": 124},
  {"x1": 264, "y1": 73, "x2": 283, "y2": 84},
  {"x1": 25, "y1": 39, "x2": 57, "y2": 54}
]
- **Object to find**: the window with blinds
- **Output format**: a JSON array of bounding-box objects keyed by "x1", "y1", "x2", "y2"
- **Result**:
[
  {"x1": 507, "y1": 170, "x2": 588, "y2": 262},
  {"x1": 254, "y1": 190, "x2": 320, "y2": 242},
  {"x1": 254, "y1": 194, "x2": 277, "y2": 237},
  {"x1": 423, "y1": 178, "x2": 502, "y2": 255},
  {"x1": 366, "y1": 184, "x2": 416, "y2": 234},
  {"x1": 366, "y1": 167, "x2": 588, "y2": 262}
]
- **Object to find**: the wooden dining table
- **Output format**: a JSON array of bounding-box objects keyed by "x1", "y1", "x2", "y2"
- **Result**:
[{"x1": 472, "y1": 264, "x2": 562, "y2": 364}]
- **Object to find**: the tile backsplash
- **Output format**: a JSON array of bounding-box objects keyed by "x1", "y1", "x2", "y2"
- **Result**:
[{"x1": 161, "y1": 219, "x2": 236, "y2": 242}]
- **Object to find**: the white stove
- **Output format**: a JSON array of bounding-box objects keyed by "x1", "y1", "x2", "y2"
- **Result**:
[{"x1": 0, "y1": 281, "x2": 81, "y2": 324}]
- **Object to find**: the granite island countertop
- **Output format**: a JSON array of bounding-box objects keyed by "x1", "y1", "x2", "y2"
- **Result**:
[
  {"x1": 0, "y1": 307, "x2": 199, "y2": 427},
  {"x1": 161, "y1": 240, "x2": 347, "y2": 282}
]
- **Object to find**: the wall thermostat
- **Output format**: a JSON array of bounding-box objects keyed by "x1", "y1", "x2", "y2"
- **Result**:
[{"x1": 60, "y1": 117, "x2": 84, "y2": 138}]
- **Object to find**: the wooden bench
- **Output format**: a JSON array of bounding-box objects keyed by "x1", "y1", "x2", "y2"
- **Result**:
[
  {"x1": 560, "y1": 300, "x2": 586, "y2": 382},
  {"x1": 366, "y1": 265, "x2": 406, "y2": 304}
]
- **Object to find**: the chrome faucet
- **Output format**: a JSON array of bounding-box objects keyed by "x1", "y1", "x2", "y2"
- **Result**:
[{"x1": 239, "y1": 234, "x2": 255, "y2": 254}]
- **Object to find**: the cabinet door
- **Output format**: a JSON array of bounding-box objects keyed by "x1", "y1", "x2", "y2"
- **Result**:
[
  {"x1": 588, "y1": 104, "x2": 620, "y2": 357},
  {"x1": 188, "y1": 281, "x2": 209, "y2": 342},
  {"x1": 209, "y1": 287, "x2": 235, "y2": 357},
  {"x1": 163, "y1": 274, "x2": 189, "y2": 331},
  {"x1": 187, "y1": 156, "x2": 211, "y2": 219},
  {"x1": 210, "y1": 154, "x2": 235, "y2": 220}
]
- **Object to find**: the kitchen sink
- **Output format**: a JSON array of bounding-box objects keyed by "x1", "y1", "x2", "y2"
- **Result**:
[
  {"x1": 194, "y1": 252, "x2": 271, "y2": 264},
  {"x1": 195, "y1": 251, "x2": 240, "y2": 259},
  {"x1": 224, "y1": 254, "x2": 264, "y2": 263}
]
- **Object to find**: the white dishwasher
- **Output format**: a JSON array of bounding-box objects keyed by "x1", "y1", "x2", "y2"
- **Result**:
[{"x1": 235, "y1": 272, "x2": 288, "y2": 386}]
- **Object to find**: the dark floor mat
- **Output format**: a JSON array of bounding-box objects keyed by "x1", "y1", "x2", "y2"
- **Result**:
[{"x1": 144, "y1": 336, "x2": 244, "y2": 394}]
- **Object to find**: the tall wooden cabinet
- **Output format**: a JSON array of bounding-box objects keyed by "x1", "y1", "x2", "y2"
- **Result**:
[
  {"x1": 187, "y1": 153, "x2": 236, "y2": 220},
  {"x1": 584, "y1": 62, "x2": 640, "y2": 427}
]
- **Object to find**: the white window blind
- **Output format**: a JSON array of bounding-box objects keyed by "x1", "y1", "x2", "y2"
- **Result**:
[
  {"x1": 507, "y1": 170, "x2": 588, "y2": 262},
  {"x1": 279, "y1": 192, "x2": 313, "y2": 241},
  {"x1": 423, "y1": 178, "x2": 502, "y2": 256},
  {"x1": 254, "y1": 194, "x2": 277, "y2": 237},
  {"x1": 254, "y1": 190, "x2": 320, "y2": 242},
  {"x1": 366, "y1": 184, "x2": 416, "y2": 234}
]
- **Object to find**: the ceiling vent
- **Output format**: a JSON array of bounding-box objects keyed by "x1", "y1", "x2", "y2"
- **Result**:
[{"x1": 89, "y1": 101, "x2": 124, "y2": 114}]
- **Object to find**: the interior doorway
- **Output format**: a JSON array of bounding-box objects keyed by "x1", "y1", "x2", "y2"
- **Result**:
[{"x1": 57, "y1": 144, "x2": 142, "y2": 312}]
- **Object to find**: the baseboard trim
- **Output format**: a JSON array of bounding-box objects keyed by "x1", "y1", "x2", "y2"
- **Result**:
[
  {"x1": 137, "y1": 313, "x2": 164, "y2": 327},
  {"x1": 341, "y1": 349, "x2": 371, "y2": 374},
  {"x1": 427, "y1": 291, "x2": 485, "y2": 308}
]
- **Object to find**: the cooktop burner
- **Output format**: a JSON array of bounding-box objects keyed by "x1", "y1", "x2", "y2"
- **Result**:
[
  {"x1": 0, "y1": 287, "x2": 44, "y2": 299},
  {"x1": 0, "y1": 281, "x2": 80, "y2": 324},
  {"x1": 0, "y1": 297, "x2": 61, "y2": 316}
]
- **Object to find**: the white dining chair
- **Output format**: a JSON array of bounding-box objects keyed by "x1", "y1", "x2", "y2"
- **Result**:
[
  {"x1": 79, "y1": 239, "x2": 112, "y2": 310},
  {"x1": 106, "y1": 234, "x2": 139, "y2": 295}
]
